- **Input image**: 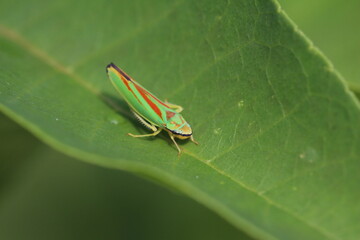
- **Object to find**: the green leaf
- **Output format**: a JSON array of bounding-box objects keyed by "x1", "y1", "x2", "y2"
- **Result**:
[
  {"x1": 278, "y1": 0, "x2": 360, "y2": 95},
  {"x1": 0, "y1": 113, "x2": 251, "y2": 240},
  {"x1": 0, "y1": 0, "x2": 359, "y2": 239}
]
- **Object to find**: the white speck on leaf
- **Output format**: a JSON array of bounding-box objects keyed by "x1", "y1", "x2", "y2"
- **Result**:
[
  {"x1": 214, "y1": 128, "x2": 222, "y2": 135},
  {"x1": 55, "y1": 118, "x2": 59, "y2": 121},
  {"x1": 238, "y1": 100, "x2": 244, "y2": 108},
  {"x1": 110, "y1": 119, "x2": 119, "y2": 125},
  {"x1": 195, "y1": 175, "x2": 199, "y2": 179},
  {"x1": 299, "y1": 147, "x2": 318, "y2": 163}
]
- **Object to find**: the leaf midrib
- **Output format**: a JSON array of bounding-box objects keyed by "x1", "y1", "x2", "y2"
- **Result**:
[{"x1": 0, "y1": 23, "x2": 339, "y2": 240}]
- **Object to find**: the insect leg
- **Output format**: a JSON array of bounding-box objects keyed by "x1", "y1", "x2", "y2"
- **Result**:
[
  {"x1": 128, "y1": 110, "x2": 161, "y2": 137},
  {"x1": 164, "y1": 100, "x2": 184, "y2": 113},
  {"x1": 131, "y1": 110, "x2": 157, "y2": 131},
  {"x1": 128, "y1": 128, "x2": 162, "y2": 138},
  {"x1": 169, "y1": 133, "x2": 182, "y2": 155},
  {"x1": 190, "y1": 135, "x2": 199, "y2": 145}
]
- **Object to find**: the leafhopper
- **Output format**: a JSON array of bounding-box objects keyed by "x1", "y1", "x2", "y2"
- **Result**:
[{"x1": 106, "y1": 63, "x2": 198, "y2": 154}]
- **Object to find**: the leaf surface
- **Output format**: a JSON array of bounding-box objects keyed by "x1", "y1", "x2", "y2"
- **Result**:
[
  {"x1": 0, "y1": 114, "x2": 250, "y2": 240},
  {"x1": 0, "y1": 0, "x2": 359, "y2": 239}
]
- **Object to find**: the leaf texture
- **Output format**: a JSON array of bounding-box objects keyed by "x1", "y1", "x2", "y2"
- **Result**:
[{"x1": 0, "y1": 0, "x2": 359, "y2": 239}]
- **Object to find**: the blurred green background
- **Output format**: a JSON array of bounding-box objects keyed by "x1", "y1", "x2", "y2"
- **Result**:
[
  {"x1": 279, "y1": 0, "x2": 360, "y2": 93},
  {"x1": 1, "y1": 0, "x2": 359, "y2": 239}
]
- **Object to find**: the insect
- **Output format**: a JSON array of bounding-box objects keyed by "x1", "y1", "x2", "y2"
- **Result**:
[{"x1": 106, "y1": 63, "x2": 198, "y2": 154}]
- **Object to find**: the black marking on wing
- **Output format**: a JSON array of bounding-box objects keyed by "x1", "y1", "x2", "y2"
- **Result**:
[{"x1": 106, "y1": 62, "x2": 131, "y2": 81}]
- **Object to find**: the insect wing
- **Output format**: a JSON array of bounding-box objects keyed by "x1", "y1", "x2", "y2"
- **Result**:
[{"x1": 106, "y1": 63, "x2": 171, "y2": 126}]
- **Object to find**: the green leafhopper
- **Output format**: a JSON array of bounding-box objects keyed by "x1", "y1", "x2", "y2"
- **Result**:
[{"x1": 106, "y1": 63, "x2": 198, "y2": 154}]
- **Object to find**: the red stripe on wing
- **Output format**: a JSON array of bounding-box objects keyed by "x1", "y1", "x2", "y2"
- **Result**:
[
  {"x1": 119, "y1": 75, "x2": 131, "y2": 91},
  {"x1": 133, "y1": 84, "x2": 163, "y2": 118},
  {"x1": 108, "y1": 63, "x2": 167, "y2": 118},
  {"x1": 111, "y1": 66, "x2": 143, "y2": 106},
  {"x1": 146, "y1": 91, "x2": 170, "y2": 108},
  {"x1": 166, "y1": 111, "x2": 176, "y2": 119}
]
